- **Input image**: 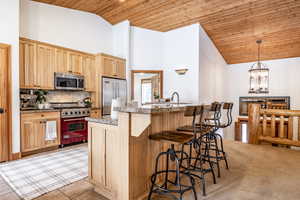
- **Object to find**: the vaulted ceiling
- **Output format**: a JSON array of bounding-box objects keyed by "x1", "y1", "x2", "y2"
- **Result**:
[{"x1": 32, "y1": 0, "x2": 300, "y2": 64}]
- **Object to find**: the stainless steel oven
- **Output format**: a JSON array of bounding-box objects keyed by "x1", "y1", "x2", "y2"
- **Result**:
[
  {"x1": 60, "y1": 107, "x2": 90, "y2": 147},
  {"x1": 55, "y1": 73, "x2": 84, "y2": 91}
]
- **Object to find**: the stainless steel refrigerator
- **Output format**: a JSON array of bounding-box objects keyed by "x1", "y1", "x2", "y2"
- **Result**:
[{"x1": 102, "y1": 77, "x2": 127, "y2": 116}]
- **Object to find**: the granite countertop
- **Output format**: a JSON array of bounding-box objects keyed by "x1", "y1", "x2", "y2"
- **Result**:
[
  {"x1": 114, "y1": 103, "x2": 196, "y2": 114},
  {"x1": 86, "y1": 116, "x2": 118, "y2": 126},
  {"x1": 20, "y1": 108, "x2": 60, "y2": 114}
]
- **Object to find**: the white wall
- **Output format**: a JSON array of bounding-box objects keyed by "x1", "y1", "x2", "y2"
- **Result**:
[
  {"x1": 198, "y1": 26, "x2": 227, "y2": 104},
  {"x1": 130, "y1": 23, "x2": 226, "y2": 104},
  {"x1": 223, "y1": 57, "x2": 300, "y2": 140},
  {"x1": 20, "y1": 0, "x2": 113, "y2": 54},
  {"x1": 112, "y1": 21, "x2": 131, "y2": 99},
  {"x1": 163, "y1": 24, "x2": 200, "y2": 103},
  {"x1": 130, "y1": 27, "x2": 164, "y2": 69},
  {"x1": 0, "y1": 0, "x2": 20, "y2": 153}
]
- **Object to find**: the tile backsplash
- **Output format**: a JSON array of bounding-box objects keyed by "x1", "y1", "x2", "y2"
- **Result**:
[
  {"x1": 20, "y1": 89, "x2": 91, "y2": 108},
  {"x1": 47, "y1": 91, "x2": 90, "y2": 103}
]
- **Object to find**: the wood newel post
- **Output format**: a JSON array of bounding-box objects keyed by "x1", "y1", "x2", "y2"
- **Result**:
[{"x1": 248, "y1": 103, "x2": 261, "y2": 144}]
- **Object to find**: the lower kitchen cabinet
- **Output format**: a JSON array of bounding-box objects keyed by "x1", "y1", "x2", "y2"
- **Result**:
[
  {"x1": 90, "y1": 109, "x2": 101, "y2": 118},
  {"x1": 21, "y1": 111, "x2": 61, "y2": 153},
  {"x1": 88, "y1": 124, "x2": 118, "y2": 196}
]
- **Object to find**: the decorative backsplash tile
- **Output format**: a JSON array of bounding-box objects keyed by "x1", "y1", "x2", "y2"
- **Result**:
[
  {"x1": 47, "y1": 91, "x2": 90, "y2": 103},
  {"x1": 20, "y1": 89, "x2": 91, "y2": 108}
]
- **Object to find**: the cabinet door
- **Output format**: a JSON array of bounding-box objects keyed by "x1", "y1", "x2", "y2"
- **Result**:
[
  {"x1": 91, "y1": 92, "x2": 99, "y2": 108},
  {"x1": 36, "y1": 44, "x2": 55, "y2": 89},
  {"x1": 102, "y1": 56, "x2": 115, "y2": 77},
  {"x1": 83, "y1": 56, "x2": 96, "y2": 92},
  {"x1": 89, "y1": 126, "x2": 107, "y2": 186},
  {"x1": 54, "y1": 48, "x2": 69, "y2": 73},
  {"x1": 90, "y1": 109, "x2": 101, "y2": 118},
  {"x1": 43, "y1": 118, "x2": 61, "y2": 147},
  {"x1": 69, "y1": 52, "x2": 83, "y2": 75},
  {"x1": 116, "y1": 60, "x2": 126, "y2": 79},
  {"x1": 19, "y1": 40, "x2": 36, "y2": 88},
  {"x1": 21, "y1": 119, "x2": 44, "y2": 152}
]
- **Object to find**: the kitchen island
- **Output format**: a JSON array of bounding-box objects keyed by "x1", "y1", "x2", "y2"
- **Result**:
[{"x1": 86, "y1": 104, "x2": 196, "y2": 200}]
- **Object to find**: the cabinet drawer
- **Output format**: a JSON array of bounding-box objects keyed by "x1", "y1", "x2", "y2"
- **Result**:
[{"x1": 21, "y1": 111, "x2": 60, "y2": 120}]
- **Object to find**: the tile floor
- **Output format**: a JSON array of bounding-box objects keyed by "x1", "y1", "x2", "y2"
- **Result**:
[{"x1": 1, "y1": 141, "x2": 300, "y2": 200}]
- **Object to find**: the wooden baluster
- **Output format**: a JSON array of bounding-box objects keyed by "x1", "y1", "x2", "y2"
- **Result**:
[
  {"x1": 248, "y1": 104, "x2": 261, "y2": 144},
  {"x1": 271, "y1": 115, "x2": 276, "y2": 137},
  {"x1": 262, "y1": 114, "x2": 267, "y2": 136},
  {"x1": 279, "y1": 115, "x2": 285, "y2": 138},
  {"x1": 288, "y1": 116, "x2": 293, "y2": 140},
  {"x1": 298, "y1": 117, "x2": 300, "y2": 141}
]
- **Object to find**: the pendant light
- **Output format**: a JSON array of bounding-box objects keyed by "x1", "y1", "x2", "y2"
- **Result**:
[{"x1": 249, "y1": 40, "x2": 269, "y2": 94}]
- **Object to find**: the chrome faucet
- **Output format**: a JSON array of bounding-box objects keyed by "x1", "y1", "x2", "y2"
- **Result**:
[{"x1": 171, "y1": 92, "x2": 180, "y2": 104}]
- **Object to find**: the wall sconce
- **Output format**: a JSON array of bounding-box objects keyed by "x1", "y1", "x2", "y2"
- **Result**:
[{"x1": 175, "y1": 69, "x2": 188, "y2": 75}]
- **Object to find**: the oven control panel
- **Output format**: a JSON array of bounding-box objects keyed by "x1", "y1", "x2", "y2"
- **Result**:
[{"x1": 61, "y1": 108, "x2": 90, "y2": 119}]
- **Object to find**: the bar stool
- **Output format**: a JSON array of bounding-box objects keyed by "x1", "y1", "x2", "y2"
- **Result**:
[
  {"x1": 199, "y1": 102, "x2": 223, "y2": 177},
  {"x1": 148, "y1": 131, "x2": 197, "y2": 200},
  {"x1": 201, "y1": 102, "x2": 233, "y2": 177},
  {"x1": 176, "y1": 105, "x2": 216, "y2": 196},
  {"x1": 209, "y1": 102, "x2": 233, "y2": 171}
]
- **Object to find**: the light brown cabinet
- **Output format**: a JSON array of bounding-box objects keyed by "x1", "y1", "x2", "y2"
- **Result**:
[
  {"x1": 90, "y1": 109, "x2": 101, "y2": 118},
  {"x1": 36, "y1": 44, "x2": 55, "y2": 90},
  {"x1": 19, "y1": 40, "x2": 36, "y2": 89},
  {"x1": 20, "y1": 40, "x2": 55, "y2": 90},
  {"x1": 54, "y1": 48, "x2": 69, "y2": 73},
  {"x1": 21, "y1": 112, "x2": 61, "y2": 153},
  {"x1": 100, "y1": 54, "x2": 126, "y2": 79},
  {"x1": 89, "y1": 124, "x2": 118, "y2": 196},
  {"x1": 20, "y1": 38, "x2": 95, "y2": 90},
  {"x1": 68, "y1": 51, "x2": 83, "y2": 75},
  {"x1": 115, "y1": 59, "x2": 126, "y2": 79},
  {"x1": 83, "y1": 56, "x2": 96, "y2": 92}
]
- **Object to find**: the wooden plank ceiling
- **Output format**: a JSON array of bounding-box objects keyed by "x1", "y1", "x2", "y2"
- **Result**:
[{"x1": 33, "y1": 0, "x2": 300, "y2": 64}]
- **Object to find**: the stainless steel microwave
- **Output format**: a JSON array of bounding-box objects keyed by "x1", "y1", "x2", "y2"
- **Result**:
[{"x1": 54, "y1": 73, "x2": 84, "y2": 91}]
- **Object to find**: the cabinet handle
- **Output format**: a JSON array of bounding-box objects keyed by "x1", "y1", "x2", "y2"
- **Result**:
[{"x1": 41, "y1": 114, "x2": 44, "y2": 117}]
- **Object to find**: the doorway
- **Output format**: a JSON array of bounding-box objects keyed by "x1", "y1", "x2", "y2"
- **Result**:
[
  {"x1": 131, "y1": 70, "x2": 163, "y2": 105},
  {"x1": 0, "y1": 44, "x2": 12, "y2": 162}
]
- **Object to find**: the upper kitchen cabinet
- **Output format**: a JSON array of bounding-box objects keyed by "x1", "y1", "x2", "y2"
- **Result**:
[
  {"x1": 68, "y1": 51, "x2": 83, "y2": 75},
  {"x1": 20, "y1": 39, "x2": 55, "y2": 90},
  {"x1": 20, "y1": 38, "x2": 96, "y2": 91},
  {"x1": 99, "y1": 54, "x2": 126, "y2": 79},
  {"x1": 36, "y1": 44, "x2": 55, "y2": 90},
  {"x1": 19, "y1": 39, "x2": 36, "y2": 89},
  {"x1": 83, "y1": 56, "x2": 96, "y2": 92},
  {"x1": 54, "y1": 48, "x2": 69, "y2": 73},
  {"x1": 115, "y1": 59, "x2": 126, "y2": 79}
]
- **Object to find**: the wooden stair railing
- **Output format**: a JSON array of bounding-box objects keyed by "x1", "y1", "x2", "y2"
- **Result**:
[{"x1": 248, "y1": 104, "x2": 300, "y2": 147}]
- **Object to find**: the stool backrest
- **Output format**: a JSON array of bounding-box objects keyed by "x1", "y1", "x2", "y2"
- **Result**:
[
  {"x1": 222, "y1": 102, "x2": 234, "y2": 128},
  {"x1": 210, "y1": 102, "x2": 222, "y2": 131}
]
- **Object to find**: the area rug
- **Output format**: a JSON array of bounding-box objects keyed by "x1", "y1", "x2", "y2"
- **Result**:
[{"x1": 0, "y1": 146, "x2": 88, "y2": 200}]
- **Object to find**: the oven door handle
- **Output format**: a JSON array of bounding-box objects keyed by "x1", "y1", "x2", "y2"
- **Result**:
[{"x1": 63, "y1": 118, "x2": 86, "y2": 122}]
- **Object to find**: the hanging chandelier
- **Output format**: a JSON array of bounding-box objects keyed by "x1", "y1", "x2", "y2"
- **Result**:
[{"x1": 249, "y1": 40, "x2": 269, "y2": 94}]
